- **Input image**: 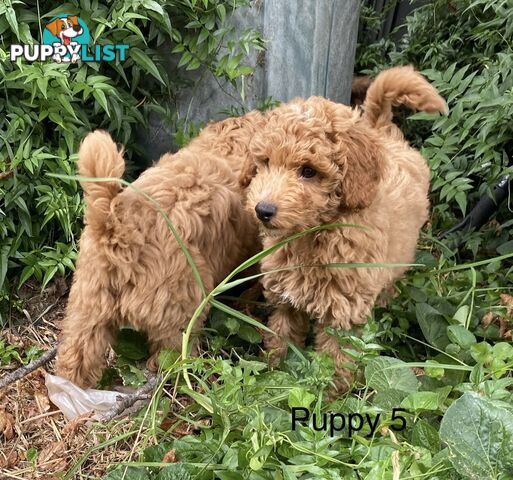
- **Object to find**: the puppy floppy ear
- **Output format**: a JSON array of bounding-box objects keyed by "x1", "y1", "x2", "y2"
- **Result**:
[
  {"x1": 45, "y1": 19, "x2": 61, "y2": 36},
  {"x1": 333, "y1": 122, "x2": 386, "y2": 210},
  {"x1": 238, "y1": 156, "x2": 257, "y2": 188}
]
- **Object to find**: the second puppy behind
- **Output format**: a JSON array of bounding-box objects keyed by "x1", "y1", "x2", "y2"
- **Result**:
[{"x1": 242, "y1": 66, "x2": 447, "y2": 391}]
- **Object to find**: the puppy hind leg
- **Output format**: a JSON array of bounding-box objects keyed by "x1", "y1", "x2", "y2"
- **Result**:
[
  {"x1": 56, "y1": 305, "x2": 116, "y2": 388},
  {"x1": 145, "y1": 263, "x2": 212, "y2": 371},
  {"x1": 263, "y1": 305, "x2": 310, "y2": 365}
]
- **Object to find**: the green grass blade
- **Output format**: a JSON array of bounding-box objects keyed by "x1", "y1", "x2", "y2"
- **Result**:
[
  {"x1": 217, "y1": 222, "x2": 367, "y2": 287},
  {"x1": 210, "y1": 298, "x2": 274, "y2": 333},
  {"x1": 215, "y1": 262, "x2": 423, "y2": 293}
]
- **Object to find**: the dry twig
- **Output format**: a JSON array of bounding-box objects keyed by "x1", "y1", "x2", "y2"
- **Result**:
[
  {"x1": 101, "y1": 375, "x2": 158, "y2": 422},
  {"x1": 0, "y1": 346, "x2": 57, "y2": 390}
]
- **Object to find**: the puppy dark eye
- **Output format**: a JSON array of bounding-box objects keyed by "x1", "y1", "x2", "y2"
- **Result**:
[
  {"x1": 258, "y1": 157, "x2": 269, "y2": 168},
  {"x1": 300, "y1": 166, "x2": 317, "y2": 178}
]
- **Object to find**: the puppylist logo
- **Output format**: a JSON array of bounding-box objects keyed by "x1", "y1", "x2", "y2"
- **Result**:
[{"x1": 10, "y1": 14, "x2": 129, "y2": 63}]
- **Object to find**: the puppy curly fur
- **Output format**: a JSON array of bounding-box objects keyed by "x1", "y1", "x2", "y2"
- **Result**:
[
  {"x1": 243, "y1": 66, "x2": 447, "y2": 391},
  {"x1": 55, "y1": 112, "x2": 264, "y2": 388}
]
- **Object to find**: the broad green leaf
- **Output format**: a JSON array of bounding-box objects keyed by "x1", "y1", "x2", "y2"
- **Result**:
[
  {"x1": 401, "y1": 391, "x2": 441, "y2": 411},
  {"x1": 416, "y1": 303, "x2": 450, "y2": 349},
  {"x1": 412, "y1": 419, "x2": 440, "y2": 452},
  {"x1": 113, "y1": 328, "x2": 149, "y2": 360},
  {"x1": 365, "y1": 356, "x2": 418, "y2": 393},
  {"x1": 440, "y1": 393, "x2": 513, "y2": 479},
  {"x1": 447, "y1": 325, "x2": 476, "y2": 349},
  {"x1": 237, "y1": 324, "x2": 262, "y2": 344},
  {"x1": 103, "y1": 466, "x2": 150, "y2": 480},
  {"x1": 288, "y1": 387, "x2": 316, "y2": 409}
]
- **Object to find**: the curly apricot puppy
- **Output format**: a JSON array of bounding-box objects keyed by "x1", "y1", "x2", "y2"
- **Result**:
[
  {"x1": 55, "y1": 112, "x2": 263, "y2": 388},
  {"x1": 242, "y1": 66, "x2": 447, "y2": 391}
]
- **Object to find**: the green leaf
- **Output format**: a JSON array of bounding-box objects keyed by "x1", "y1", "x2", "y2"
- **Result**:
[
  {"x1": 5, "y1": 7, "x2": 19, "y2": 41},
  {"x1": 113, "y1": 328, "x2": 149, "y2": 360},
  {"x1": 130, "y1": 48, "x2": 165, "y2": 85},
  {"x1": 104, "y1": 466, "x2": 150, "y2": 480},
  {"x1": 26, "y1": 447, "x2": 38, "y2": 462},
  {"x1": 416, "y1": 303, "x2": 450, "y2": 349},
  {"x1": 497, "y1": 240, "x2": 513, "y2": 255},
  {"x1": 440, "y1": 392, "x2": 513, "y2": 479},
  {"x1": 216, "y1": 472, "x2": 243, "y2": 480},
  {"x1": 365, "y1": 356, "x2": 418, "y2": 393},
  {"x1": 412, "y1": 419, "x2": 440, "y2": 452},
  {"x1": 158, "y1": 348, "x2": 180, "y2": 370},
  {"x1": 401, "y1": 391, "x2": 441, "y2": 411},
  {"x1": 237, "y1": 324, "x2": 262, "y2": 344},
  {"x1": 288, "y1": 387, "x2": 316, "y2": 409},
  {"x1": 447, "y1": 325, "x2": 476, "y2": 349},
  {"x1": 93, "y1": 90, "x2": 110, "y2": 116},
  {"x1": 471, "y1": 342, "x2": 493, "y2": 365},
  {"x1": 141, "y1": 0, "x2": 165, "y2": 15},
  {"x1": 453, "y1": 305, "x2": 470, "y2": 326},
  {"x1": 216, "y1": 4, "x2": 226, "y2": 23},
  {"x1": 0, "y1": 246, "x2": 9, "y2": 290}
]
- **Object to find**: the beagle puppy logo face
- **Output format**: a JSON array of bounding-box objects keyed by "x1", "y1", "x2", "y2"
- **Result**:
[
  {"x1": 45, "y1": 16, "x2": 83, "y2": 45},
  {"x1": 10, "y1": 13, "x2": 127, "y2": 63}
]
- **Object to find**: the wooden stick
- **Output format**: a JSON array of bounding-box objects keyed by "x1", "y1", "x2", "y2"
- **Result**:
[
  {"x1": 0, "y1": 345, "x2": 58, "y2": 390},
  {"x1": 100, "y1": 374, "x2": 158, "y2": 422}
]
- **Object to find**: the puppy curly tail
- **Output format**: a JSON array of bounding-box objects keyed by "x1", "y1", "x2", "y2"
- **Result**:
[
  {"x1": 77, "y1": 130, "x2": 125, "y2": 235},
  {"x1": 363, "y1": 65, "x2": 447, "y2": 129}
]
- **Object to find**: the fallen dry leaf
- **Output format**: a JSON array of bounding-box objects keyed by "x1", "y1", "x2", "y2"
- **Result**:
[
  {"x1": 482, "y1": 311, "x2": 494, "y2": 327},
  {"x1": 0, "y1": 449, "x2": 19, "y2": 469},
  {"x1": 38, "y1": 440, "x2": 66, "y2": 471},
  {"x1": 500, "y1": 293, "x2": 513, "y2": 315},
  {"x1": 0, "y1": 409, "x2": 15, "y2": 440},
  {"x1": 35, "y1": 390, "x2": 51, "y2": 413},
  {"x1": 162, "y1": 449, "x2": 177, "y2": 463},
  {"x1": 62, "y1": 411, "x2": 93, "y2": 437}
]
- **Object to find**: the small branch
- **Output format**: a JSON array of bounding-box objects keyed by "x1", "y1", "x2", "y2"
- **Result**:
[
  {"x1": 101, "y1": 374, "x2": 158, "y2": 422},
  {"x1": 0, "y1": 345, "x2": 57, "y2": 390}
]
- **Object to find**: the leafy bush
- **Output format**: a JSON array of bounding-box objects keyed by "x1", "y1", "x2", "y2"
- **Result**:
[
  {"x1": 357, "y1": 0, "x2": 513, "y2": 255},
  {"x1": 0, "y1": 0, "x2": 263, "y2": 322}
]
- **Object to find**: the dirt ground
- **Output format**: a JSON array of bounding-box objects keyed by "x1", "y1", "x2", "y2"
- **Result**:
[{"x1": 0, "y1": 279, "x2": 139, "y2": 479}]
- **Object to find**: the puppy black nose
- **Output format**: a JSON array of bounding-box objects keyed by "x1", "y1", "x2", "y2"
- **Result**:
[
  {"x1": 255, "y1": 202, "x2": 277, "y2": 223},
  {"x1": 73, "y1": 25, "x2": 82, "y2": 32}
]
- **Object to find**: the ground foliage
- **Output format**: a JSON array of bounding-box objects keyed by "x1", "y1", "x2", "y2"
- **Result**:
[{"x1": 2, "y1": 1, "x2": 513, "y2": 479}]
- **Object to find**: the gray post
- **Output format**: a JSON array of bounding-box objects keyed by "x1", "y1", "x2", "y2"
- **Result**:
[
  {"x1": 138, "y1": 0, "x2": 360, "y2": 161},
  {"x1": 262, "y1": 0, "x2": 359, "y2": 104}
]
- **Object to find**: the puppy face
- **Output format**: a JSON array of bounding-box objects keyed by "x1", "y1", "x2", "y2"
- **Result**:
[
  {"x1": 243, "y1": 97, "x2": 385, "y2": 236},
  {"x1": 46, "y1": 16, "x2": 83, "y2": 44}
]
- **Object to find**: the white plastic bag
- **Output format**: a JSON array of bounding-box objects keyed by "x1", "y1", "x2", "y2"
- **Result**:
[{"x1": 46, "y1": 374, "x2": 127, "y2": 421}]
